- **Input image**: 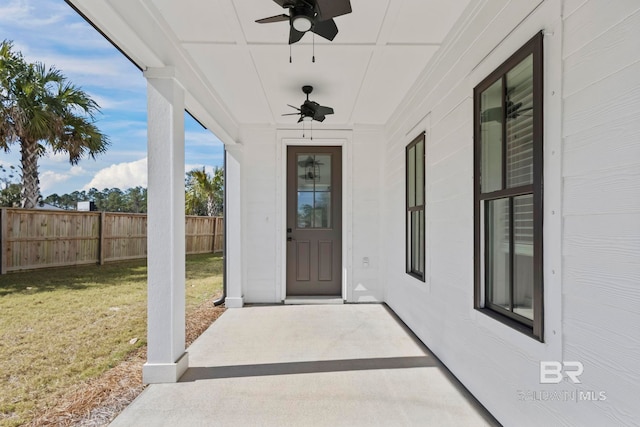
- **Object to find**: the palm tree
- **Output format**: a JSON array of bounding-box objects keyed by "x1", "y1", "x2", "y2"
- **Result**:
[
  {"x1": 185, "y1": 166, "x2": 223, "y2": 216},
  {"x1": 0, "y1": 40, "x2": 108, "y2": 208}
]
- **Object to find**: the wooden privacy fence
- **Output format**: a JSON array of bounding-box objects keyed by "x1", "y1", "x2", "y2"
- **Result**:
[{"x1": 0, "y1": 208, "x2": 223, "y2": 273}]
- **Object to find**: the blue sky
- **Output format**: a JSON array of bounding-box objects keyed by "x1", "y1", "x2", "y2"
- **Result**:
[{"x1": 0, "y1": 0, "x2": 224, "y2": 196}]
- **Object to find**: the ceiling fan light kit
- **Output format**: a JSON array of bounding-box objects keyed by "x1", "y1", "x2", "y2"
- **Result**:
[
  {"x1": 292, "y1": 15, "x2": 312, "y2": 32},
  {"x1": 256, "y1": 0, "x2": 352, "y2": 45}
]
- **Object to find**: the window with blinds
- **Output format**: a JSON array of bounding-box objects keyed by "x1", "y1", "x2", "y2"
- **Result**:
[{"x1": 474, "y1": 32, "x2": 544, "y2": 341}]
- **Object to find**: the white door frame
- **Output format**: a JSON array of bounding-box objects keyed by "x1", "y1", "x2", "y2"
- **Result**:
[{"x1": 276, "y1": 131, "x2": 353, "y2": 302}]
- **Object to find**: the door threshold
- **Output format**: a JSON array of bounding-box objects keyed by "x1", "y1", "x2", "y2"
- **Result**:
[{"x1": 284, "y1": 296, "x2": 344, "y2": 305}]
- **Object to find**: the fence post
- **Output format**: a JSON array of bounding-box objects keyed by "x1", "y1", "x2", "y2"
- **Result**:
[
  {"x1": 99, "y1": 211, "x2": 106, "y2": 265},
  {"x1": 0, "y1": 208, "x2": 6, "y2": 274}
]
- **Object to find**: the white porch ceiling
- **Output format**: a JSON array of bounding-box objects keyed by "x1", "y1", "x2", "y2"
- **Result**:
[{"x1": 68, "y1": 0, "x2": 471, "y2": 137}]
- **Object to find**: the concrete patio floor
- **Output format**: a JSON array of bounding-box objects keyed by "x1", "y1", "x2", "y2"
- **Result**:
[{"x1": 111, "y1": 304, "x2": 500, "y2": 426}]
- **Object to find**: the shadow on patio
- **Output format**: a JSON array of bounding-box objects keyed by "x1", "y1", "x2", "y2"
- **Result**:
[{"x1": 111, "y1": 304, "x2": 500, "y2": 426}]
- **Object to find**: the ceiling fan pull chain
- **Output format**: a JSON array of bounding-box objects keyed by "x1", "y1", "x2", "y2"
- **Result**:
[
  {"x1": 312, "y1": 33, "x2": 316, "y2": 63},
  {"x1": 290, "y1": 44, "x2": 292, "y2": 63}
]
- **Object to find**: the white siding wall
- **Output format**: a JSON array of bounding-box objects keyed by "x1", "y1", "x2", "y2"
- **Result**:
[
  {"x1": 561, "y1": 0, "x2": 640, "y2": 423},
  {"x1": 238, "y1": 127, "x2": 383, "y2": 303},
  {"x1": 238, "y1": 127, "x2": 280, "y2": 303},
  {"x1": 351, "y1": 129, "x2": 385, "y2": 302},
  {"x1": 382, "y1": 0, "x2": 639, "y2": 425}
]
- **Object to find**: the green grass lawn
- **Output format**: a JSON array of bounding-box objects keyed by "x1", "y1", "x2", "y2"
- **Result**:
[{"x1": 0, "y1": 253, "x2": 223, "y2": 427}]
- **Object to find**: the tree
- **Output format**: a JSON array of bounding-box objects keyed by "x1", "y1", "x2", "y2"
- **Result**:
[
  {"x1": 0, "y1": 163, "x2": 20, "y2": 207},
  {"x1": 104, "y1": 188, "x2": 124, "y2": 212},
  {"x1": 0, "y1": 40, "x2": 108, "y2": 208},
  {"x1": 185, "y1": 166, "x2": 223, "y2": 216},
  {"x1": 43, "y1": 186, "x2": 148, "y2": 212},
  {"x1": 125, "y1": 186, "x2": 147, "y2": 213},
  {"x1": 0, "y1": 183, "x2": 20, "y2": 207}
]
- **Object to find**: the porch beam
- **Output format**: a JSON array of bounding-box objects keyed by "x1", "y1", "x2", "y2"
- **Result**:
[{"x1": 142, "y1": 67, "x2": 188, "y2": 383}]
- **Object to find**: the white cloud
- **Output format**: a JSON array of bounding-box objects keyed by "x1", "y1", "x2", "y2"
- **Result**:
[
  {"x1": 88, "y1": 93, "x2": 145, "y2": 112},
  {"x1": 83, "y1": 158, "x2": 147, "y2": 191},
  {"x1": 38, "y1": 165, "x2": 88, "y2": 194},
  {"x1": 69, "y1": 165, "x2": 86, "y2": 176},
  {"x1": 40, "y1": 170, "x2": 71, "y2": 193},
  {"x1": 0, "y1": 1, "x2": 110, "y2": 51},
  {"x1": 0, "y1": 0, "x2": 29, "y2": 21},
  {"x1": 42, "y1": 150, "x2": 69, "y2": 164},
  {"x1": 0, "y1": 0, "x2": 67, "y2": 27},
  {"x1": 32, "y1": 54, "x2": 144, "y2": 91}
]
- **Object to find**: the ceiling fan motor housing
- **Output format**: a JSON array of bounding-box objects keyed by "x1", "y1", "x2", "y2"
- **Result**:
[
  {"x1": 300, "y1": 102, "x2": 316, "y2": 118},
  {"x1": 291, "y1": 4, "x2": 315, "y2": 32}
]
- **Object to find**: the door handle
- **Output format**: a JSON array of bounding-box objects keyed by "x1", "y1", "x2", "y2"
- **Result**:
[{"x1": 287, "y1": 236, "x2": 294, "y2": 242}]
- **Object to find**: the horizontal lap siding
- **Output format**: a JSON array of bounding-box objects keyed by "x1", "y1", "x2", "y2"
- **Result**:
[
  {"x1": 383, "y1": 0, "x2": 640, "y2": 425},
  {"x1": 562, "y1": 1, "x2": 640, "y2": 425},
  {"x1": 386, "y1": 1, "x2": 558, "y2": 423},
  {"x1": 240, "y1": 128, "x2": 279, "y2": 303}
]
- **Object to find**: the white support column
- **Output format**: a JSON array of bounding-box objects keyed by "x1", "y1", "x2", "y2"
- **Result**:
[
  {"x1": 225, "y1": 146, "x2": 244, "y2": 308},
  {"x1": 142, "y1": 67, "x2": 188, "y2": 383}
]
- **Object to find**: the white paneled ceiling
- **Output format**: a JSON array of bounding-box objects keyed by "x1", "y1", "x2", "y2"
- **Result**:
[{"x1": 70, "y1": 0, "x2": 471, "y2": 133}]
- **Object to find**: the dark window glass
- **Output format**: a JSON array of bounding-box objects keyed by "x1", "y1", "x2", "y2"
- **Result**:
[
  {"x1": 297, "y1": 154, "x2": 332, "y2": 229},
  {"x1": 406, "y1": 133, "x2": 425, "y2": 281},
  {"x1": 474, "y1": 33, "x2": 543, "y2": 340}
]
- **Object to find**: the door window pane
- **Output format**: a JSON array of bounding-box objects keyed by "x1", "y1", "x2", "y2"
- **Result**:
[
  {"x1": 297, "y1": 155, "x2": 315, "y2": 191},
  {"x1": 506, "y1": 54, "x2": 534, "y2": 188},
  {"x1": 513, "y1": 195, "x2": 534, "y2": 319},
  {"x1": 480, "y1": 79, "x2": 503, "y2": 193},
  {"x1": 296, "y1": 154, "x2": 332, "y2": 229},
  {"x1": 314, "y1": 154, "x2": 331, "y2": 192},
  {"x1": 314, "y1": 192, "x2": 331, "y2": 228},
  {"x1": 486, "y1": 198, "x2": 510, "y2": 310},
  {"x1": 297, "y1": 192, "x2": 314, "y2": 228}
]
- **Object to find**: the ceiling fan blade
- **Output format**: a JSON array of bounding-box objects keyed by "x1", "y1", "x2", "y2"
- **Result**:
[
  {"x1": 297, "y1": 116, "x2": 304, "y2": 123},
  {"x1": 287, "y1": 104, "x2": 301, "y2": 111},
  {"x1": 282, "y1": 113, "x2": 301, "y2": 116},
  {"x1": 311, "y1": 18, "x2": 338, "y2": 41},
  {"x1": 273, "y1": 0, "x2": 296, "y2": 7},
  {"x1": 313, "y1": 114, "x2": 327, "y2": 122},
  {"x1": 256, "y1": 14, "x2": 290, "y2": 24},
  {"x1": 315, "y1": 0, "x2": 352, "y2": 21},
  {"x1": 315, "y1": 105, "x2": 334, "y2": 116},
  {"x1": 289, "y1": 26, "x2": 305, "y2": 44}
]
